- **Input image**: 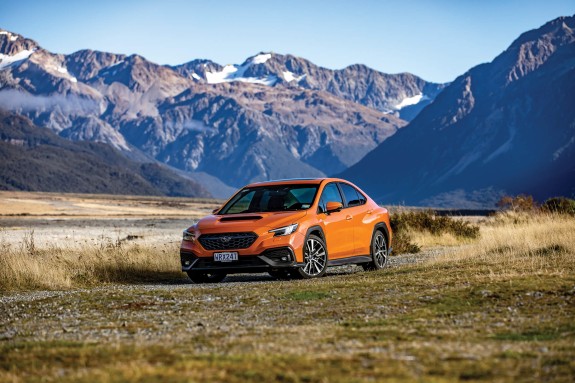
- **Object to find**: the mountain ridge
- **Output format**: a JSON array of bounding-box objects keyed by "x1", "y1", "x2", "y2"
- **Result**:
[
  {"x1": 338, "y1": 15, "x2": 575, "y2": 207},
  {"x1": 1, "y1": 27, "x2": 442, "y2": 192}
]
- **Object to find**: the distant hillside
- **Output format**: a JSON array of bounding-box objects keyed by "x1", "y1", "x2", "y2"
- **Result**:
[
  {"x1": 0, "y1": 27, "x2": 444, "y2": 188},
  {"x1": 339, "y1": 15, "x2": 575, "y2": 207},
  {"x1": 0, "y1": 112, "x2": 211, "y2": 197}
]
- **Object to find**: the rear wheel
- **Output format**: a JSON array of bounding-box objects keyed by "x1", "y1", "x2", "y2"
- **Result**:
[
  {"x1": 296, "y1": 234, "x2": 328, "y2": 279},
  {"x1": 362, "y1": 230, "x2": 388, "y2": 271},
  {"x1": 186, "y1": 271, "x2": 227, "y2": 284}
]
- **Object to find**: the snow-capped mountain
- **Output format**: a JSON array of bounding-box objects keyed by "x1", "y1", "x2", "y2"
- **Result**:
[
  {"x1": 173, "y1": 52, "x2": 445, "y2": 121},
  {"x1": 0, "y1": 28, "x2": 443, "y2": 195},
  {"x1": 339, "y1": 15, "x2": 575, "y2": 207}
]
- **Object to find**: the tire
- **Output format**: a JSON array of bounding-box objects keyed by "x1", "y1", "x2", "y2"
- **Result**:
[
  {"x1": 268, "y1": 269, "x2": 292, "y2": 280},
  {"x1": 362, "y1": 230, "x2": 388, "y2": 271},
  {"x1": 186, "y1": 271, "x2": 227, "y2": 284},
  {"x1": 295, "y1": 234, "x2": 328, "y2": 279}
]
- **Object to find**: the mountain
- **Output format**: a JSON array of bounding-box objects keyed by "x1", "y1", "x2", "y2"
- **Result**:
[
  {"x1": 173, "y1": 53, "x2": 446, "y2": 121},
  {"x1": 339, "y1": 15, "x2": 575, "y2": 207},
  {"x1": 0, "y1": 28, "x2": 444, "y2": 193},
  {"x1": 0, "y1": 111, "x2": 211, "y2": 197}
]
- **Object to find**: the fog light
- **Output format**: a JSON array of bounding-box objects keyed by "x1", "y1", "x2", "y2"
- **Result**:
[
  {"x1": 281, "y1": 256, "x2": 287, "y2": 261},
  {"x1": 184, "y1": 261, "x2": 191, "y2": 266}
]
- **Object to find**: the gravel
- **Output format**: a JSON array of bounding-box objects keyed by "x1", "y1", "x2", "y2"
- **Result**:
[{"x1": 0, "y1": 250, "x2": 437, "y2": 306}]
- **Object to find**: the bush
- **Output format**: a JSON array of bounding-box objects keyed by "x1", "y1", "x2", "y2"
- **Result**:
[
  {"x1": 390, "y1": 210, "x2": 480, "y2": 254},
  {"x1": 542, "y1": 197, "x2": 575, "y2": 216},
  {"x1": 497, "y1": 195, "x2": 538, "y2": 212}
]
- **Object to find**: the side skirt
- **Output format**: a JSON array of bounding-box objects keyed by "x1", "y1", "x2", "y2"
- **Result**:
[{"x1": 328, "y1": 256, "x2": 372, "y2": 266}]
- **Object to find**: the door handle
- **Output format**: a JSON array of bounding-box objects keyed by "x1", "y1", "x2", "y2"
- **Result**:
[
  {"x1": 346, "y1": 215, "x2": 352, "y2": 221},
  {"x1": 367, "y1": 209, "x2": 373, "y2": 214}
]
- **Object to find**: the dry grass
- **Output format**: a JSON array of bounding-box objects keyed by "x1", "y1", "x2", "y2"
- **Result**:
[
  {"x1": 0, "y1": 231, "x2": 184, "y2": 291},
  {"x1": 1, "y1": 212, "x2": 574, "y2": 381},
  {"x1": 390, "y1": 209, "x2": 480, "y2": 253},
  {"x1": 431, "y1": 212, "x2": 575, "y2": 278}
]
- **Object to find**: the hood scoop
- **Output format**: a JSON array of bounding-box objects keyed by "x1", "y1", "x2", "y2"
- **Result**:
[{"x1": 219, "y1": 215, "x2": 263, "y2": 222}]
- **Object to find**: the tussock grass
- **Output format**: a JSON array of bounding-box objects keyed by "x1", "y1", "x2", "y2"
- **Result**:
[
  {"x1": 0, "y1": 232, "x2": 183, "y2": 291},
  {"x1": 430, "y1": 212, "x2": 575, "y2": 279}
]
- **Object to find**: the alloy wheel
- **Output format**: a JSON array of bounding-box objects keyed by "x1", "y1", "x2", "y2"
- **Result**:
[
  {"x1": 373, "y1": 232, "x2": 388, "y2": 268},
  {"x1": 301, "y1": 236, "x2": 327, "y2": 277}
]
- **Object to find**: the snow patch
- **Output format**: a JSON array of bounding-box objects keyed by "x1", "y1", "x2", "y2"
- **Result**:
[
  {"x1": 252, "y1": 53, "x2": 272, "y2": 64},
  {"x1": 205, "y1": 53, "x2": 277, "y2": 86},
  {"x1": 283, "y1": 70, "x2": 306, "y2": 83},
  {"x1": 0, "y1": 49, "x2": 35, "y2": 70},
  {"x1": 206, "y1": 64, "x2": 237, "y2": 83},
  {"x1": 191, "y1": 72, "x2": 201, "y2": 80},
  {"x1": 0, "y1": 31, "x2": 19, "y2": 42},
  {"x1": 52, "y1": 65, "x2": 78, "y2": 83},
  {"x1": 394, "y1": 93, "x2": 430, "y2": 110}
]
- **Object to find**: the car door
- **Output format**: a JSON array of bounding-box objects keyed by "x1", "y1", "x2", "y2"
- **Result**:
[
  {"x1": 338, "y1": 182, "x2": 372, "y2": 256},
  {"x1": 317, "y1": 182, "x2": 353, "y2": 259}
]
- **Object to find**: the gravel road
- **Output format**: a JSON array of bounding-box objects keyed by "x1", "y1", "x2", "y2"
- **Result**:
[{"x1": 0, "y1": 249, "x2": 439, "y2": 305}]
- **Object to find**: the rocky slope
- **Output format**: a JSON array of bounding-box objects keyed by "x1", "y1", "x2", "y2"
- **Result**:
[
  {"x1": 173, "y1": 53, "x2": 445, "y2": 121},
  {"x1": 0, "y1": 28, "x2": 442, "y2": 192},
  {"x1": 339, "y1": 15, "x2": 575, "y2": 207},
  {"x1": 0, "y1": 111, "x2": 211, "y2": 197}
]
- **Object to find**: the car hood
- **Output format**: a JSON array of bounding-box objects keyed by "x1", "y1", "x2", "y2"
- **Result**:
[{"x1": 195, "y1": 210, "x2": 308, "y2": 232}]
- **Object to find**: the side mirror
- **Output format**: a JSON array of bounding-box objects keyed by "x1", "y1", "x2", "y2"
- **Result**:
[
  {"x1": 212, "y1": 208, "x2": 220, "y2": 214},
  {"x1": 325, "y1": 201, "x2": 343, "y2": 213}
]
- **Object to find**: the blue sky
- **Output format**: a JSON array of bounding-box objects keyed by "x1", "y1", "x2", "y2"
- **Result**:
[{"x1": 1, "y1": 0, "x2": 573, "y2": 83}]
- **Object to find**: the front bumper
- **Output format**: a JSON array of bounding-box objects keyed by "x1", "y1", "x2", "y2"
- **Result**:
[{"x1": 181, "y1": 247, "x2": 300, "y2": 274}]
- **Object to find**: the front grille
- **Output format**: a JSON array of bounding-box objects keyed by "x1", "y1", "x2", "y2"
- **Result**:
[{"x1": 198, "y1": 232, "x2": 258, "y2": 250}]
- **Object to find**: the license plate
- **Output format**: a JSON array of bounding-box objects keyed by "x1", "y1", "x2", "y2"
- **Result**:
[{"x1": 214, "y1": 252, "x2": 238, "y2": 262}]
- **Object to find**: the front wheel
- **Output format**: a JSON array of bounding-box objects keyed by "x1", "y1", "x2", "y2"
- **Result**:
[
  {"x1": 295, "y1": 234, "x2": 328, "y2": 279},
  {"x1": 186, "y1": 271, "x2": 227, "y2": 284},
  {"x1": 362, "y1": 230, "x2": 388, "y2": 271}
]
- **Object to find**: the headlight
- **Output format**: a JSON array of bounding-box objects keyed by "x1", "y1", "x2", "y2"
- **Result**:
[
  {"x1": 269, "y1": 223, "x2": 299, "y2": 237},
  {"x1": 182, "y1": 230, "x2": 196, "y2": 242}
]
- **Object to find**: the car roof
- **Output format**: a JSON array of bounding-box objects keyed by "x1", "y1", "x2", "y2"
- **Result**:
[{"x1": 245, "y1": 178, "x2": 348, "y2": 188}]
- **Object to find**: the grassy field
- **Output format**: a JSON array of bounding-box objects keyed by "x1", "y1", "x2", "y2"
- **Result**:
[
  {"x1": 0, "y1": 194, "x2": 574, "y2": 382},
  {"x1": 0, "y1": 190, "x2": 222, "y2": 218}
]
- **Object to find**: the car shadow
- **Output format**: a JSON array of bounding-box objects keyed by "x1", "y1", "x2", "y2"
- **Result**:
[{"x1": 159, "y1": 265, "x2": 365, "y2": 286}]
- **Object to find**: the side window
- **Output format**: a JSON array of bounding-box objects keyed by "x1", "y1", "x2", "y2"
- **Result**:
[
  {"x1": 318, "y1": 183, "x2": 343, "y2": 213},
  {"x1": 339, "y1": 183, "x2": 362, "y2": 207}
]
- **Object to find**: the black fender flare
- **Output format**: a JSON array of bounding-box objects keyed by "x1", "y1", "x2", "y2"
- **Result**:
[
  {"x1": 371, "y1": 222, "x2": 391, "y2": 254},
  {"x1": 304, "y1": 225, "x2": 328, "y2": 260}
]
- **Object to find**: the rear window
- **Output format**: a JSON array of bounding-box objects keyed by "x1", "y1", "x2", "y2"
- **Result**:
[{"x1": 339, "y1": 183, "x2": 366, "y2": 207}]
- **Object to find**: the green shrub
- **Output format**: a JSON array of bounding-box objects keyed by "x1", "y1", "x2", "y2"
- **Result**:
[
  {"x1": 390, "y1": 210, "x2": 480, "y2": 254},
  {"x1": 390, "y1": 229, "x2": 421, "y2": 254},
  {"x1": 542, "y1": 197, "x2": 575, "y2": 216}
]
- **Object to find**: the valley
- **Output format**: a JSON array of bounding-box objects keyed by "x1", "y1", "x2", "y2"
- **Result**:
[{"x1": 0, "y1": 192, "x2": 573, "y2": 382}]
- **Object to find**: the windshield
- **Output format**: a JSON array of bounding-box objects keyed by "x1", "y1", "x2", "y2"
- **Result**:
[{"x1": 219, "y1": 184, "x2": 319, "y2": 214}]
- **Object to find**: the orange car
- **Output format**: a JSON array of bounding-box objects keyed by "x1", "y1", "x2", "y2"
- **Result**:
[{"x1": 180, "y1": 178, "x2": 392, "y2": 283}]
